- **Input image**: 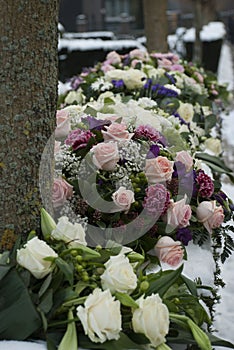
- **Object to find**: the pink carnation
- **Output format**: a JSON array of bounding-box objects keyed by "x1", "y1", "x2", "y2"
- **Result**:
[
  {"x1": 143, "y1": 184, "x2": 170, "y2": 216},
  {"x1": 134, "y1": 124, "x2": 162, "y2": 142},
  {"x1": 65, "y1": 129, "x2": 94, "y2": 151}
]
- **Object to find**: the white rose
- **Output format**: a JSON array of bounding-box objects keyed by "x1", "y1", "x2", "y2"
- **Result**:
[
  {"x1": 132, "y1": 294, "x2": 169, "y2": 347},
  {"x1": 51, "y1": 216, "x2": 87, "y2": 247},
  {"x1": 204, "y1": 138, "x2": 222, "y2": 156},
  {"x1": 16, "y1": 237, "x2": 58, "y2": 279},
  {"x1": 77, "y1": 288, "x2": 122, "y2": 343},
  {"x1": 177, "y1": 102, "x2": 194, "y2": 122},
  {"x1": 101, "y1": 254, "x2": 137, "y2": 294}
]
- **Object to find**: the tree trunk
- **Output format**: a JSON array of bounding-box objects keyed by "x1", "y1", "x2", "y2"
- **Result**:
[
  {"x1": 193, "y1": 0, "x2": 203, "y2": 64},
  {"x1": 143, "y1": 0, "x2": 168, "y2": 53},
  {"x1": 0, "y1": 1, "x2": 59, "y2": 240}
]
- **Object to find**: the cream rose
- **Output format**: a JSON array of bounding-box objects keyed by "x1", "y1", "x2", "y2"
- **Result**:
[
  {"x1": 105, "y1": 68, "x2": 146, "y2": 90},
  {"x1": 77, "y1": 288, "x2": 121, "y2": 343},
  {"x1": 101, "y1": 254, "x2": 137, "y2": 294},
  {"x1": 51, "y1": 216, "x2": 87, "y2": 247},
  {"x1": 55, "y1": 109, "x2": 71, "y2": 139},
  {"x1": 175, "y1": 150, "x2": 193, "y2": 171},
  {"x1": 155, "y1": 236, "x2": 184, "y2": 267},
  {"x1": 132, "y1": 294, "x2": 169, "y2": 347},
  {"x1": 91, "y1": 142, "x2": 119, "y2": 171},
  {"x1": 64, "y1": 89, "x2": 84, "y2": 105},
  {"x1": 112, "y1": 186, "x2": 135, "y2": 213},
  {"x1": 145, "y1": 156, "x2": 174, "y2": 184},
  {"x1": 177, "y1": 102, "x2": 194, "y2": 122},
  {"x1": 164, "y1": 195, "x2": 192, "y2": 229},
  {"x1": 16, "y1": 237, "x2": 58, "y2": 279},
  {"x1": 204, "y1": 138, "x2": 222, "y2": 156},
  {"x1": 102, "y1": 122, "x2": 134, "y2": 143},
  {"x1": 196, "y1": 201, "x2": 224, "y2": 234},
  {"x1": 52, "y1": 178, "x2": 73, "y2": 209}
]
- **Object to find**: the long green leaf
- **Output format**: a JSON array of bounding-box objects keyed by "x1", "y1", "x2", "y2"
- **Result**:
[
  {"x1": 0, "y1": 268, "x2": 41, "y2": 340},
  {"x1": 146, "y1": 265, "x2": 184, "y2": 297}
]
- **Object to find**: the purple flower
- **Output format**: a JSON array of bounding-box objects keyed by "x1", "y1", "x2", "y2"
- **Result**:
[
  {"x1": 143, "y1": 184, "x2": 170, "y2": 216},
  {"x1": 176, "y1": 228, "x2": 193, "y2": 246},
  {"x1": 146, "y1": 144, "x2": 160, "y2": 159},
  {"x1": 69, "y1": 76, "x2": 84, "y2": 90},
  {"x1": 173, "y1": 112, "x2": 188, "y2": 126},
  {"x1": 196, "y1": 170, "x2": 214, "y2": 198},
  {"x1": 65, "y1": 129, "x2": 94, "y2": 151},
  {"x1": 165, "y1": 72, "x2": 176, "y2": 84},
  {"x1": 134, "y1": 124, "x2": 164, "y2": 143},
  {"x1": 112, "y1": 79, "x2": 125, "y2": 88},
  {"x1": 82, "y1": 116, "x2": 111, "y2": 131}
]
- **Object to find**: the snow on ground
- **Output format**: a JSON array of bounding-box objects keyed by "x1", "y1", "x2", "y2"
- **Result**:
[{"x1": 1, "y1": 43, "x2": 234, "y2": 350}]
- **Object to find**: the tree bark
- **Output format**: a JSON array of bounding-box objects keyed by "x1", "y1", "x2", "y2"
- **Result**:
[
  {"x1": 0, "y1": 0, "x2": 59, "y2": 239},
  {"x1": 143, "y1": 0, "x2": 168, "y2": 53}
]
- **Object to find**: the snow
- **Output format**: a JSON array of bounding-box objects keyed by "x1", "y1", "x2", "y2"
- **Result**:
[
  {"x1": 183, "y1": 21, "x2": 226, "y2": 42},
  {"x1": 1, "y1": 41, "x2": 234, "y2": 350},
  {"x1": 58, "y1": 37, "x2": 146, "y2": 52}
]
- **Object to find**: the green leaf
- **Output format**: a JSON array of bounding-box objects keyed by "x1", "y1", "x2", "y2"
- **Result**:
[
  {"x1": 146, "y1": 265, "x2": 184, "y2": 297},
  {"x1": 180, "y1": 275, "x2": 198, "y2": 297},
  {"x1": 38, "y1": 289, "x2": 53, "y2": 313},
  {"x1": 55, "y1": 257, "x2": 74, "y2": 286},
  {"x1": 0, "y1": 268, "x2": 41, "y2": 340},
  {"x1": 39, "y1": 273, "x2": 52, "y2": 298},
  {"x1": 0, "y1": 263, "x2": 12, "y2": 280},
  {"x1": 115, "y1": 292, "x2": 139, "y2": 308},
  {"x1": 58, "y1": 310, "x2": 78, "y2": 350},
  {"x1": 79, "y1": 332, "x2": 147, "y2": 349}
]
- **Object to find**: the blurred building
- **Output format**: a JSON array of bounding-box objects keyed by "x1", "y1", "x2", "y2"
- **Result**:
[{"x1": 59, "y1": 0, "x2": 234, "y2": 37}]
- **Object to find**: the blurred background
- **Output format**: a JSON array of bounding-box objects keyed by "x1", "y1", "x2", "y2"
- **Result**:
[{"x1": 58, "y1": 0, "x2": 234, "y2": 82}]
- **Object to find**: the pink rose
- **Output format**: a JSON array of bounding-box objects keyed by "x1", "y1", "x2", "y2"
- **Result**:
[
  {"x1": 55, "y1": 110, "x2": 71, "y2": 139},
  {"x1": 106, "y1": 51, "x2": 122, "y2": 65},
  {"x1": 175, "y1": 151, "x2": 193, "y2": 171},
  {"x1": 112, "y1": 186, "x2": 135, "y2": 213},
  {"x1": 164, "y1": 195, "x2": 192, "y2": 229},
  {"x1": 145, "y1": 156, "x2": 174, "y2": 184},
  {"x1": 129, "y1": 49, "x2": 150, "y2": 61},
  {"x1": 196, "y1": 201, "x2": 224, "y2": 234},
  {"x1": 102, "y1": 123, "x2": 134, "y2": 143},
  {"x1": 92, "y1": 142, "x2": 119, "y2": 171},
  {"x1": 52, "y1": 178, "x2": 73, "y2": 208},
  {"x1": 155, "y1": 236, "x2": 184, "y2": 267}
]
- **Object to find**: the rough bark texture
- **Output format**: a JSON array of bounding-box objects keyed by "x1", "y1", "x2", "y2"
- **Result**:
[
  {"x1": 193, "y1": 0, "x2": 203, "y2": 63},
  {"x1": 0, "y1": 0, "x2": 59, "y2": 239},
  {"x1": 143, "y1": 0, "x2": 168, "y2": 53}
]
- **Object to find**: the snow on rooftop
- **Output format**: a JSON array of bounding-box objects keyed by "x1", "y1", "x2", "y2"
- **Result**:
[{"x1": 58, "y1": 38, "x2": 146, "y2": 52}]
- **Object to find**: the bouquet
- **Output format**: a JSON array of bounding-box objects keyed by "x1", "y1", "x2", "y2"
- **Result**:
[{"x1": 0, "y1": 209, "x2": 234, "y2": 350}]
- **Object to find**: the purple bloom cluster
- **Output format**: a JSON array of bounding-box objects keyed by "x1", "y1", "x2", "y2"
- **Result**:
[
  {"x1": 65, "y1": 129, "x2": 94, "y2": 151},
  {"x1": 143, "y1": 184, "x2": 170, "y2": 216},
  {"x1": 112, "y1": 79, "x2": 125, "y2": 88},
  {"x1": 196, "y1": 170, "x2": 214, "y2": 198},
  {"x1": 144, "y1": 81, "x2": 178, "y2": 98},
  {"x1": 134, "y1": 124, "x2": 164, "y2": 143},
  {"x1": 176, "y1": 227, "x2": 193, "y2": 246},
  {"x1": 69, "y1": 75, "x2": 84, "y2": 90}
]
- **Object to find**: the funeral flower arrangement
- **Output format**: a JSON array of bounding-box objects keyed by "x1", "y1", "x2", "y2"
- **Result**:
[
  {"x1": 0, "y1": 49, "x2": 234, "y2": 350},
  {"x1": 0, "y1": 209, "x2": 234, "y2": 350}
]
